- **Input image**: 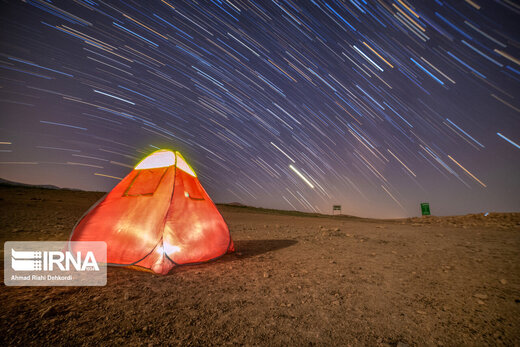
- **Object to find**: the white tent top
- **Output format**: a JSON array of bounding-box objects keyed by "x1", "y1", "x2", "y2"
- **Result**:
[{"x1": 134, "y1": 149, "x2": 196, "y2": 177}]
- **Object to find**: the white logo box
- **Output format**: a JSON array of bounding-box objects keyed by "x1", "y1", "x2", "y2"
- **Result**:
[{"x1": 4, "y1": 241, "x2": 107, "y2": 286}]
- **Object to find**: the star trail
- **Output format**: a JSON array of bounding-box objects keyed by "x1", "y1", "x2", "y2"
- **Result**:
[{"x1": 0, "y1": 0, "x2": 518, "y2": 218}]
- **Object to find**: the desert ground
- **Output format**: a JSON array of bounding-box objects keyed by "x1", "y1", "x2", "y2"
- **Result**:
[{"x1": 0, "y1": 184, "x2": 519, "y2": 346}]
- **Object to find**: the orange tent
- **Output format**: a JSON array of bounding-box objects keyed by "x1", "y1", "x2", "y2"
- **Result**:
[{"x1": 70, "y1": 149, "x2": 234, "y2": 274}]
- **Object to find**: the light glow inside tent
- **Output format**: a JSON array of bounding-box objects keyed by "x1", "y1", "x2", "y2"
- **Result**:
[
  {"x1": 135, "y1": 150, "x2": 175, "y2": 170},
  {"x1": 71, "y1": 147, "x2": 234, "y2": 275}
]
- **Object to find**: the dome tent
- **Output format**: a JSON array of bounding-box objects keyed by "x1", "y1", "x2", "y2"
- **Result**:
[{"x1": 70, "y1": 149, "x2": 234, "y2": 275}]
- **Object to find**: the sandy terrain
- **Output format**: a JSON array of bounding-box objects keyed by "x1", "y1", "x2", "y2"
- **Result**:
[{"x1": 0, "y1": 185, "x2": 519, "y2": 346}]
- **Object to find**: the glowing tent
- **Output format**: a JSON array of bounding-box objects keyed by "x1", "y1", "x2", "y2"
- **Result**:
[{"x1": 70, "y1": 149, "x2": 234, "y2": 275}]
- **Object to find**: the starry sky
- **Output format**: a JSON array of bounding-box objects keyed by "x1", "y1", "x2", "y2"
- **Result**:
[{"x1": 0, "y1": 0, "x2": 519, "y2": 218}]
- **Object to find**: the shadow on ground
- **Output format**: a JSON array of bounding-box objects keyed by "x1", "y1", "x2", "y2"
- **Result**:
[
  {"x1": 231, "y1": 239, "x2": 298, "y2": 258},
  {"x1": 170, "y1": 239, "x2": 298, "y2": 271}
]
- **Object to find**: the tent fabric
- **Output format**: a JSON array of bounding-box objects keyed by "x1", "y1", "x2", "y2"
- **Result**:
[{"x1": 70, "y1": 149, "x2": 234, "y2": 275}]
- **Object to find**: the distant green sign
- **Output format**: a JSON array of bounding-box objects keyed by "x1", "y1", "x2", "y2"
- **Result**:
[
  {"x1": 420, "y1": 203, "x2": 431, "y2": 216},
  {"x1": 333, "y1": 205, "x2": 341, "y2": 210}
]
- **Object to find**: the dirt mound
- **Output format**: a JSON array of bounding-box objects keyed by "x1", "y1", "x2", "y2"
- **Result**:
[{"x1": 405, "y1": 213, "x2": 520, "y2": 229}]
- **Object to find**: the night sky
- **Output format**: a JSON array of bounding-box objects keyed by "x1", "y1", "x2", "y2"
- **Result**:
[{"x1": 0, "y1": 0, "x2": 519, "y2": 218}]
